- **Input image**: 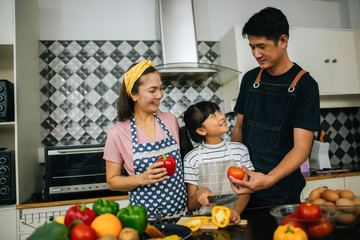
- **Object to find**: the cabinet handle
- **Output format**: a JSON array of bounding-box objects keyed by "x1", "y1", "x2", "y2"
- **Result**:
[
  {"x1": 332, "y1": 59, "x2": 337, "y2": 63},
  {"x1": 324, "y1": 59, "x2": 330, "y2": 63}
]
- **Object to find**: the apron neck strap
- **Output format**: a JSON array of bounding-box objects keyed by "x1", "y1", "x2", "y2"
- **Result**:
[{"x1": 253, "y1": 68, "x2": 308, "y2": 92}]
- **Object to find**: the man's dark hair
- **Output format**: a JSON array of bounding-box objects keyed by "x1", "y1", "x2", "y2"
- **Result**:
[{"x1": 242, "y1": 7, "x2": 289, "y2": 45}]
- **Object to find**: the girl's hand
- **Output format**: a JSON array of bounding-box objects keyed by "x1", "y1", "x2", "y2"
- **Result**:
[
  {"x1": 196, "y1": 187, "x2": 214, "y2": 207},
  {"x1": 230, "y1": 208, "x2": 241, "y2": 224},
  {"x1": 136, "y1": 161, "x2": 168, "y2": 186}
]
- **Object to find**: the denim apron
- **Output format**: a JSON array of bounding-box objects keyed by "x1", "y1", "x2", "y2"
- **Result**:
[
  {"x1": 129, "y1": 113, "x2": 188, "y2": 218},
  {"x1": 243, "y1": 68, "x2": 307, "y2": 207},
  {"x1": 197, "y1": 142, "x2": 239, "y2": 215}
]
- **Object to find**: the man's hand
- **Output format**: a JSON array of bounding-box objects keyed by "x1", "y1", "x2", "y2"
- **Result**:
[{"x1": 229, "y1": 166, "x2": 276, "y2": 195}]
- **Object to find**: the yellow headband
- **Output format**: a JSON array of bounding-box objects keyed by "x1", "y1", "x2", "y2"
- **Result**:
[{"x1": 124, "y1": 60, "x2": 155, "y2": 96}]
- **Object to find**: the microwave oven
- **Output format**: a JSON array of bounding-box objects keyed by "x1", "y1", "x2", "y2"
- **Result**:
[{"x1": 44, "y1": 144, "x2": 125, "y2": 201}]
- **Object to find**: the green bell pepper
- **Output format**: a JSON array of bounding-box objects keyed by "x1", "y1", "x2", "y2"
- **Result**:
[
  {"x1": 92, "y1": 198, "x2": 119, "y2": 216},
  {"x1": 28, "y1": 221, "x2": 69, "y2": 240},
  {"x1": 116, "y1": 205, "x2": 148, "y2": 234}
]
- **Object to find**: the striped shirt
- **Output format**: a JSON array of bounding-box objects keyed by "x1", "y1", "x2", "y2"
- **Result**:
[{"x1": 183, "y1": 140, "x2": 254, "y2": 186}]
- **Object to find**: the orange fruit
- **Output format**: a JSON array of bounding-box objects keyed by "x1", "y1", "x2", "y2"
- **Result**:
[{"x1": 90, "y1": 213, "x2": 122, "y2": 238}]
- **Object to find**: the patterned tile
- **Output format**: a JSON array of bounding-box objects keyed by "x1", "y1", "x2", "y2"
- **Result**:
[{"x1": 39, "y1": 40, "x2": 359, "y2": 171}]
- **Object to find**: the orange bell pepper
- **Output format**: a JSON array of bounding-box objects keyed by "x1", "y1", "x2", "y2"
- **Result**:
[{"x1": 211, "y1": 206, "x2": 231, "y2": 228}]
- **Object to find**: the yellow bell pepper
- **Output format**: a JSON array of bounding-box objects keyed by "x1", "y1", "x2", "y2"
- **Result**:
[
  {"x1": 273, "y1": 225, "x2": 308, "y2": 240},
  {"x1": 188, "y1": 216, "x2": 210, "y2": 224},
  {"x1": 211, "y1": 206, "x2": 231, "y2": 228},
  {"x1": 184, "y1": 218, "x2": 202, "y2": 232}
]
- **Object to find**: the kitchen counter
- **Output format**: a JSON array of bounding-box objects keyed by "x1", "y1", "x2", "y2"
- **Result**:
[
  {"x1": 16, "y1": 171, "x2": 360, "y2": 208},
  {"x1": 304, "y1": 171, "x2": 360, "y2": 181},
  {"x1": 181, "y1": 206, "x2": 360, "y2": 240}
]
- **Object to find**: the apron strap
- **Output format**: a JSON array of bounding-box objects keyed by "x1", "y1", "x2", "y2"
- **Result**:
[
  {"x1": 288, "y1": 70, "x2": 307, "y2": 92},
  {"x1": 253, "y1": 68, "x2": 308, "y2": 92},
  {"x1": 253, "y1": 69, "x2": 264, "y2": 88}
]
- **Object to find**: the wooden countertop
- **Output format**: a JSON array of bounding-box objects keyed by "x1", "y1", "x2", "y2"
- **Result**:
[{"x1": 305, "y1": 171, "x2": 360, "y2": 181}]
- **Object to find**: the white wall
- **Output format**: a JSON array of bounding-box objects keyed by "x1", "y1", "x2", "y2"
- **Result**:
[
  {"x1": 37, "y1": 0, "x2": 159, "y2": 40},
  {"x1": 194, "y1": 0, "x2": 342, "y2": 40},
  {"x1": 37, "y1": 0, "x2": 359, "y2": 41}
]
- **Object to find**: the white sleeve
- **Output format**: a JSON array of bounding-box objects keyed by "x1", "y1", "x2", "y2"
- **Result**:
[{"x1": 183, "y1": 150, "x2": 199, "y2": 186}]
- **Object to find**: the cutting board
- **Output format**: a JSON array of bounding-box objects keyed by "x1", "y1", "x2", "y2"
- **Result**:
[{"x1": 176, "y1": 216, "x2": 247, "y2": 230}]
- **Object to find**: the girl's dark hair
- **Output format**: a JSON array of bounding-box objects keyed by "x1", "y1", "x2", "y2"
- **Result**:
[
  {"x1": 179, "y1": 101, "x2": 220, "y2": 159},
  {"x1": 242, "y1": 7, "x2": 289, "y2": 46},
  {"x1": 117, "y1": 64, "x2": 158, "y2": 121}
]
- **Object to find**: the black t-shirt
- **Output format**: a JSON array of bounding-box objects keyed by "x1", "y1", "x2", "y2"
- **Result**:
[{"x1": 234, "y1": 63, "x2": 320, "y2": 131}]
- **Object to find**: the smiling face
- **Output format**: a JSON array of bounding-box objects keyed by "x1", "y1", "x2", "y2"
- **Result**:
[
  {"x1": 196, "y1": 110, "x2": 229, "y2": 144},
  {"x1": 130, "y1": 72, "x2": 164, "y2": 114},
  {"x1": 248, "y1": 34, "x2": 289, "y2": 74}
]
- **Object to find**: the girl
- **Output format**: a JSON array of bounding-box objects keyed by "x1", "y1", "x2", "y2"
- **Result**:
[
  {"x1": 180, "y1": 101, "x2": 254, "y2": 223},
  {"x1": 104, "y1": 60, "x2": 188, "y2": 218}
]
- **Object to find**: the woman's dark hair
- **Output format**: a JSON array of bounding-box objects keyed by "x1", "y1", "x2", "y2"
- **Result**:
[
  {"x1": 179, "y1": 101, "x2": 220, "y2": 159},
  {"x1": 242, "y1": 7, "x2": 289, "y2": 45},
  {"x1": 117, "y1": 63, "x2": 158, "y2": 121}
]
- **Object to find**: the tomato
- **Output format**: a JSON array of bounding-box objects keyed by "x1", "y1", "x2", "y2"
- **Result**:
[
  {"x1": 307, "y1": 220, "x2": 333, "y2": 238},
  {"x1": 281, "y1": 213, "x2": 305, "y2": 230},
  {"x1": 297, "y1": 203, "x2": 322, "y2": 219},
  {"x1": 70, "y1": 224, "x2": 97, "y2": 240},
  {"x1": 227, "y1": 166, "x2": 244, "y2": 180}
]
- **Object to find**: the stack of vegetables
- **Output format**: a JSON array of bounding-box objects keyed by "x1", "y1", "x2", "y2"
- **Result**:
[{"x1": 28, "y1": 198, "x2": 154, "y2": 240}]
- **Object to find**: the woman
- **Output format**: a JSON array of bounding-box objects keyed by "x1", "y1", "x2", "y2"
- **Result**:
[{"x1": 104, "y1": 60, "x2": 188, "y2": 218}]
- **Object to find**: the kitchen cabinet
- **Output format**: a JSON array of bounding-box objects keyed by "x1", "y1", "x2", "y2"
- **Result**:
[
  {"x1": 0, "y1": 0, "x2": 42, "y2": 206},
  {"x1": 220, "y1": 25, "x2": 257, "y2": 113},
  {"x1": 0, "y1": 205, "x2": 17, "y2": 239},
  {"x1": 0, "y1": 0, "x2": 14, "y2": 44},
  {"x1": 220, "y1": 25, "x2": 360, "y2": 112},
  {"x1": 288, "y1": 27, "x2": 360, "y2": 95}
]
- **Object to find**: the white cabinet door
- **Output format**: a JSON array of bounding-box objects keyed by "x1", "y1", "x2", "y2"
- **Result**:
[
  {"x1": 0, "y1": 206, "x2": 17, "y2": 239},
  {"x1": 0, "y1": 0, "x2": 14, "y2": 44},
  {"x1": 344, "y1": 176, "x2": 360, "y2": 196},
  {"x1": 288, "y1": 28, "x2": 360, "y2": 95},
  {"x1": 288, "y1": 28, "x2": 333, "y2": 94},
  {"x1": 328, "y1": 30, "x2": 360, "y2": 94}
]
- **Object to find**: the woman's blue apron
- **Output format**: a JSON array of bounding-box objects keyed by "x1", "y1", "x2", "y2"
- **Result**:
[
  {"x1": 129, "y1": 113, "x2": 188, "y2": 218},
  {"x1": 243, "y1": 68, "x2": 307, "y2": 207}
]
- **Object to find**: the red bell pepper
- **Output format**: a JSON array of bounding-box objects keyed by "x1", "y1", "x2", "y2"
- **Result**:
[
  {"x1": 64, "y1": 203, "x2": 96, "y2": 226},
  {"x1": 156, "y1": 154, "x2": 176, "y2": 176}
]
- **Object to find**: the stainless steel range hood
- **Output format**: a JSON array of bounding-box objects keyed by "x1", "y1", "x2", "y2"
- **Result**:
[{"x1": 156, "y1": 0, "x2": 240, "y2": 83}]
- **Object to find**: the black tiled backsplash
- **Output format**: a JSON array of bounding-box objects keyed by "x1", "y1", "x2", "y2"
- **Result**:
[{"x1": 39, "y1": 40, "x2": 360, "y2": 171}]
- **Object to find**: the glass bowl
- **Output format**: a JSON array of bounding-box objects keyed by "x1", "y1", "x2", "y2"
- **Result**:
[
  {"x1": 305, "y1": 196, "x2": 360, "y2": 229},
  {"x1": 270, "y1": 204, "x2": 340, "y2": 239}
]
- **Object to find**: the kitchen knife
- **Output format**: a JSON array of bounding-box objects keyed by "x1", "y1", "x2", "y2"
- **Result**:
[{"x1": 208, "y1": 194, "x2": 239, "y2": 205}]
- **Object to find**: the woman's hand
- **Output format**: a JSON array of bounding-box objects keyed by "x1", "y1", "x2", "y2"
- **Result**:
[
  {"x1": 229, "y1": 166, "x2": 276, "y2": 195},
  {"x1": 196, "y1": 187, "x2": 214, "y2": 207},
  {"x1": 230, "y1": 208, "x2": 241, "y2": 224},
  {"x1": 136, "y1": 161, "x2": 168, "y2": 186}
]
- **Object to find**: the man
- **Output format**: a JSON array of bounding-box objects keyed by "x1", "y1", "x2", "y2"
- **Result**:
[{"x1": 229, "y1": 7, "x2": 320, "y2": 207}]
